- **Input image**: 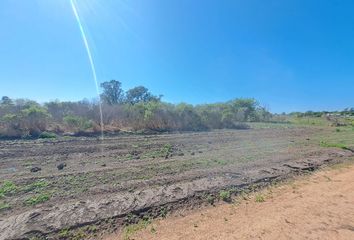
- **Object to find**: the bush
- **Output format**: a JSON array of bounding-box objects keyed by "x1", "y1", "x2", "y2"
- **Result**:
[
  {"x1": 0, "y1": 94, "x2": 273, "y2": 137},
  {"x1": 63, "y1": 115, "x2": 92, "y2": 131},
  {"x1": 0, "y1": 105, "x2": 50, "y2": 137},
  {"x1": 219, "y1": 190, "x2": 231, "y2": 202},
  {"x1": 39, "y1": 131, "x2": 57, "y2": 139}
]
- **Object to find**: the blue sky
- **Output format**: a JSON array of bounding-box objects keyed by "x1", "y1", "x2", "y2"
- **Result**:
[{"x1": 0, "y1": 0, "x2": 353, "y2": 113}]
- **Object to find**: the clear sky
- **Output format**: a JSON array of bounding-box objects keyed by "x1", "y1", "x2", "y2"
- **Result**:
[{"x1": 0, "y1": 0, "x2": 353, "y2": 113}]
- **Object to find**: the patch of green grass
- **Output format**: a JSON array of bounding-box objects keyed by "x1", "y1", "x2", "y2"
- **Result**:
[
  {"x1": 159, "y1": 207, "x2": 168, "y2": 218},
  {"x1": 58, "y1": 228, "x2": 70, "y2": 238},
  {"x1": 39, "y1": 131, "x2": 57, "y2": 139},
  {"x1": 58, "y1": 227, "x2": 87, "y2": 240},
  {"x1": 206, "y1": 194, "x2": 215, "y2": 205},
  {"x1": 85, "y1": 225, "x2": 98, "y2": 233},
  {"x1": 320, "y1": 141, "x2": 349, "y2": 150},
  {"x1": 144, "y1": 144, "x2": 173, "y2": 159},
  {"x1": 25, "y1": 193, "x2": 50, "y2": 206},
  {"x1": 214, "y1": 159, "x2": 227, "y2": 166},
  {"x1": 0, "y1": 202, "x2": 11, "y2": 211},
  {"x1": 255, "y1": 194, "x2": 265, "y2": 203},
  {"x1": 71, "y1": 230, "x2": 87, "y2": 240},
  {"x1": 0, "y1": 181, "x2": 17, "y2": 196},
  {"x1": 219, "y1": 190, "x2": 231, "y2": 202},
  {"x1": 289, "y1": 116, "x2": 329, "y2": 126},
  {"x1": 22, "y1": 179, "x2": 49, "y2": 193},
  {"x1": 29, "y1": 237, "x2": 46, "y2": 240},
  {"x1": 123, "y1": 219, "x2": 151, "y2": 240}
]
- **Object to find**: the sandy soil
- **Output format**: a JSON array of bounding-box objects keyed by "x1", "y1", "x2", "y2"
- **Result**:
[{"x1": 118, "y1": 162, "x2": 354, "y2": 240}]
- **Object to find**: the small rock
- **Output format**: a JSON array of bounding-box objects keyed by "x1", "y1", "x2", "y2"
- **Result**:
[
  {"x1": 30, "y1": 167, "x2": 41, "y2": 173},
  {"x1": 57, "y1": 163, "x2": 66, "y2": 170},
  {"x1": 101, "y1": 163, "x2": 106, "y2": 167},
  {"x1": 191, "y1": 152, "x2": 195, "y2": 155}
]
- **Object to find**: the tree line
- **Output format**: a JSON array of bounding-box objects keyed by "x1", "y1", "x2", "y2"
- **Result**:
[{"x1": 0, "y1": 80, "x2": 272, "y2": 138}]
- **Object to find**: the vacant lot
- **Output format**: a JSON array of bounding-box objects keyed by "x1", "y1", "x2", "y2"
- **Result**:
[{"x1": 0, "y1": 123, "x2": 353, "y2": 239}]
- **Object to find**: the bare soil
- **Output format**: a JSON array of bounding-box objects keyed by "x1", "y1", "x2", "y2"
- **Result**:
[
  {"x1": 0, "y1": 125, "x2": 353, "y2": 239},
  {"x1": 120, "y1": 161, "x2": 354, "y2": 240}
]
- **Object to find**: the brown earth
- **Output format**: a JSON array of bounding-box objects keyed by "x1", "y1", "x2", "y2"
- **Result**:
[
  {"x1": 114, "y1": 161, "x2": 354, "y2": 240},
  {"x1": 0, "y1": 125, "x2": 353, "y2": 239}
]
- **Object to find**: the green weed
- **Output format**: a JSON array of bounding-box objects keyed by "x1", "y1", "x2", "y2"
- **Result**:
[
  {"x1": 25, "y1": 193, "x2": 50, "y2": 205},
  {"x1": 206, "y1": 194, "x2": 215, "y2": 205},
  {"x1": 39, "y1": 131, "x2": 57, "y2": 139},
  {"x1": 0, "y1": 202, "x2": 11, "y2": 211},
  {"x1": 123, "y1": 219, "x2": 151, "y2": 240},
  {"x1": 255, "y1": 194, "x2": 265, "y2": 202},
  {"x1": 0, "y1": 181, "x2": 17, "y2": 196},
  {"x1": 22, "y1": 179, "x2": 49, "y2": 193},
  {"x1": 219, "y1": 190, "x2": 231, "y2": 202},
  {"x1": 58, "y1": 228, "x2": 70, "y2": 238},
  {"x1": 320, "y1": 141, "x2": 349, "y2": 150}
]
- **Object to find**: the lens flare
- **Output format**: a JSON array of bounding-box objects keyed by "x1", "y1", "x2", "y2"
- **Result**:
[{"x1": 70, "y1": 0, "x2": 104, "y2": 142}]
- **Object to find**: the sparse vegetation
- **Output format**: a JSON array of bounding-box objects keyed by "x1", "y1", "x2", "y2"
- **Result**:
[
  {"x1": 39, "y1": 131, "x2": 57, "y2": 139},
  {"x1": 1, "y1": 113, "x2": 353, "y2": 239},
  {"x1": 123, "y1": 219, "x2": 151, "y2": 240},
  {"x1": 0, "y1": 202, "x2": 11, "y2": 211},
  {"x1": 320, "y1": 141, "x2": 350, "y2": 150},
  {"x1": 255, "y1": 194, "x2": 265, "y2": 203},
  {"x1": 159, "y1": 206, "x2": 168, "y2": 218},
  {"x1": 0, "y1": 181, "x2": 17, "y2": 196},
  {"x1": 219, "y1": 190, "x2": 232, "y2": 202},
  {"x1": 58, "y1": 228, "x2": 70, "y2": 238},
  {"x1": 25, "y1": 193, "x2": 50, "y2": 206},
  {"x1": 0, "y1": 83, "x2": 273, "y2": 138},
  {"x1": 206, "y1": 194, "x2": 215, "y2": 205},
  {"x1": 21, "y1": 180, "x2": 49, "y2": 193}
]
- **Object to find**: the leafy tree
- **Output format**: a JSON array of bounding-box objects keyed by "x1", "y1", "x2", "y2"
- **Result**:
[
  {"x1": 126, "y1": 86, "x2": 161, "y2": 104},
  {"x1": 176, "y1": 103, "x2": 206, "y2": 131},
  {"x1": 1, "y1": 96, "x2": 13, "y2": 106},
  {"x1": 100, "y1": 80, "x2": 125, "y2": 105},
  {"x1": 20, "y1": 106, "x2": 51, "y2": 136}
]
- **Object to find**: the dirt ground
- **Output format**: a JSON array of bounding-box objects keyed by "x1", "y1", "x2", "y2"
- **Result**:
[
  {"x1": 116, "y1": 161, "x2": 354, "y2": 240},
  {"x1": 0, "y1": 124, "x2": 353, "y2": 239}
]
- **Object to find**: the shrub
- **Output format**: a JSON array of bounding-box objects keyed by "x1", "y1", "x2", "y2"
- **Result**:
[
  {"x1": 39, "y1": 131, "x2": 57, "y2": 139},
  {"x1": 255, "y1": 194, "x2": 265, "y2": 202},
  {"x1": 219, "y1": 190, "x2": 231, "y2": 202},
  {"x1": 20, "y1": 106, "x2": 51, "y2": 136},
  {"x1": 63, "y1": 115, "x2": 92, "y2": 131}
]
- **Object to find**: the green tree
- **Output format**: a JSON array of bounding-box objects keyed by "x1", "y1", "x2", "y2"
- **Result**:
[
  {"x1": 126, "y1": 86, "x2": 161, "y2": 104},
  {"x1": 1, "y1": 96, "x2": 13, "y2": 106},
  {"x1": 100, "y1": 80, "x2": 125, "y2": 105}
]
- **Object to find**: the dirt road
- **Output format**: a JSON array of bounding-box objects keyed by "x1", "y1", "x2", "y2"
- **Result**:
[{"x1": 119, "y1": 162, "x2": 354, "y2": 240}]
